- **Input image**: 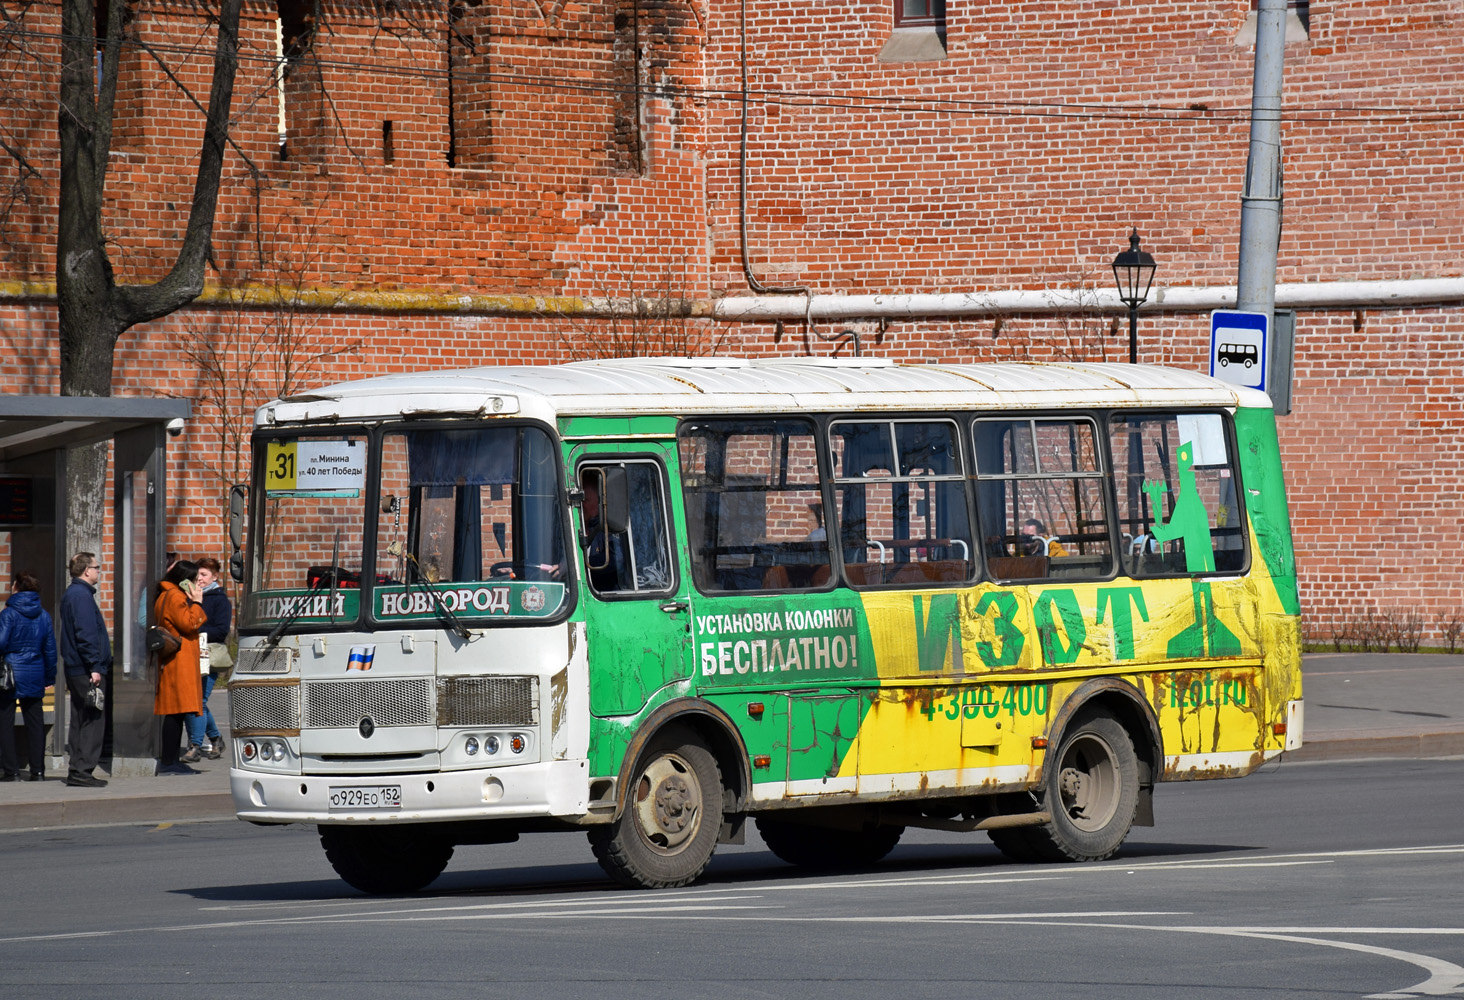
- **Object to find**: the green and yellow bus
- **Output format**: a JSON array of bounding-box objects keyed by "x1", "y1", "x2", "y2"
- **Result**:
[{"x1": 227, "y1": 357, "x2": 1302, "y2": 892}]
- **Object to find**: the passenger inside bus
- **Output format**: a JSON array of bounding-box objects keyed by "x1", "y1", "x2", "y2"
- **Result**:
[{"x1": 1019, "y1": 519, "x2": 1069, "y2": 557}]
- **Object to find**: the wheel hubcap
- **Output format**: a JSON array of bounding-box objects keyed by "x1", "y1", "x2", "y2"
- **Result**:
[
  {"x1": 1057, "y1": 732, "x2": 1120, "y2": 832},
  {"x1": 634, "y1": 753, "x2": 702, "y2": 853}
]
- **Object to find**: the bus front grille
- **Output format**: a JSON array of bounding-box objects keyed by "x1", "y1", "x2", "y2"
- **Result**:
[
  {"x1": 304, "y1": 677, "x2": 435, "y2": 729},
  {"x1": 233, "y1": 646, "x2": 294, "y2": 675},
  {"x1": 437, "y1": 676, "x2": 538, "y2": 727},
  {"x1": 230, "y1": 683, "x2": 302, "y2": 732}
]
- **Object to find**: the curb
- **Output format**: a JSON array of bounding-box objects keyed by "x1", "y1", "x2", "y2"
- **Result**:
[
  {"x1": 0, "y1": 792, "x2": 237, "y2": 833},
  {"x1": 1281, "y1": 731, "x2": 1464, "y2": 763}
]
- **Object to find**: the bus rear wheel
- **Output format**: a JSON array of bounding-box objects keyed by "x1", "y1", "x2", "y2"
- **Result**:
[
  {"x1": 1024, "y1": 714, "x2": 1139, "y2": 862},
  {"x1": 987, "y1": 826, "x2": 1044, "y2": 863},
  {"x1": 589, "y1": 727, "x2": 723, "y2": 889},
  {"x1": 756, "y1": 817, "x2": 904, "y2": 870},
  {"x1": 319, "y1": 824, "x2": 454, "y2": 895}
]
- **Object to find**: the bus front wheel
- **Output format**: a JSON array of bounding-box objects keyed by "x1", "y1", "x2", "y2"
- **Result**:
[
  {"x1": 589, "y1": 727, "x2": 723, "y2": 889},
  {"x1": 1024, "y1": 714, "x2": 1139, "y2": 862},
  {"x1": 756, "y1": 817, "x2": 903, "y2": 870},
  {"x1": 319, "y1": 824, "x2": 454, "y2": 895}
]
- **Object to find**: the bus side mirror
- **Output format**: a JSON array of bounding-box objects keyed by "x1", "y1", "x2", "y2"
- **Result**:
[
  {"x1": 228, "y1": 485, "x2": 248, "y2": 583},
  {"x1": 600, "y1": 466, "x2": 630, "y2": 535}
]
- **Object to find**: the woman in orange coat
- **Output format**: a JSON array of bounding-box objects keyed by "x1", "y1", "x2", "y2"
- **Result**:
[{"x1": 154, "y1": 560, "x2": 207, "y2": 776}]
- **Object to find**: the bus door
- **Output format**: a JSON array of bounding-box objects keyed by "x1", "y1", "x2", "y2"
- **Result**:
[{"x1": 572, "y1": 447, "x2": 693, "y2": 717}]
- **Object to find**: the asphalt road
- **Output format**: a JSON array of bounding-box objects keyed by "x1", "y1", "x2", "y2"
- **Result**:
[{"x1": 1, "y1": 755, "x2": 1461, "y2": 1000}]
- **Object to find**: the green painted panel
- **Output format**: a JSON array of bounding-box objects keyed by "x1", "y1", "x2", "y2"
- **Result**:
[
  {"x1": 559, "y1": 415, "x2": 678, "y2": 438},
  {"x1": 1233, "y1": 407, "x2": 1300, "y2": 616},
  {"x1": 787, "y1": 693, "x2": 863, "y2": 782}
]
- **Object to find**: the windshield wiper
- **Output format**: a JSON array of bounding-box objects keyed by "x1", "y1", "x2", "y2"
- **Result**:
[
  {"x1": 267, "y1": 531, "x2": 343, "y2": 647},
  {"x1": 404, "y1": 552, "x2": 472, "y2": 643},
  {"x1": 326, "y1": 531, "x2": 342, "y2": 626},
  {"x1": 265, "y1": 573, "x2": 329, "y2": 648}
]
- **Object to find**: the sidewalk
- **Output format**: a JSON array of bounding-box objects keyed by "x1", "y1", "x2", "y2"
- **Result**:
[{"x1": 3, "y1": 653, "x2": 1462, "y2": 832}]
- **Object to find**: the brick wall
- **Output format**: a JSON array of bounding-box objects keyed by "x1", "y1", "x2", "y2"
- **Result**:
[{"x1": 1, "y1": 0, "x2": 1461, "y2": 640}]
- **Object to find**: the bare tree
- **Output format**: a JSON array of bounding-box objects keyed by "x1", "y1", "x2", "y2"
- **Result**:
[
  {"x1": 964, "y1": 271, "x2": 1125, "y2": 364},
  {"x1": 56, "y1": 0, "x2": 243, "y2": 555},
  {"x1": 556, "y1": 248, "x2": 725, "y2": 360},
  {"x1": 180, "y1": 209, "x2": 361, "y2": 529}
]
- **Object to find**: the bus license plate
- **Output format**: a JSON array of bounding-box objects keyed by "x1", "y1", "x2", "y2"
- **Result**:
[{"x1": 328, "y1": 785, "x2": 402, "y2": 810}]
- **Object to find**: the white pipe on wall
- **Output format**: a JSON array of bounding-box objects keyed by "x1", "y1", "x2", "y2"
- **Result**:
[{"x1": 711, "y1": 278, "x2": 1464, "y2": 322}]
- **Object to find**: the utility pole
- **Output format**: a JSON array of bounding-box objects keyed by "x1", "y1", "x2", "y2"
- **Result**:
[{"x1": 1236, "y1": 0, "x2": 1288, "y2": 322}]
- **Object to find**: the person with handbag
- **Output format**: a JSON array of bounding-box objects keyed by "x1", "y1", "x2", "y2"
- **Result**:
[
  {"x1": 59, "y1": 552, "x2": 110, "y2": 788},
  {"x1": 153, "y1": 560, "x2": 207, "y2": 776},
  {"x1": 182, "y1": 557, "x2": 232, "y2": 762},
  {"x1": 0, "y1": 571, "x2": 57, "y2": 782}
]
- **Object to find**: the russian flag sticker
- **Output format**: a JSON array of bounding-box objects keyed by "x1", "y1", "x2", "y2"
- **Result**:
[{"x1": 347, "y1": 645, "x2": 376, "y2": 672}]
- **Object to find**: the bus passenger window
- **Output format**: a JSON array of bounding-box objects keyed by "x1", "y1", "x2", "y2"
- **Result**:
[
  {"x1": 1110, "y1": 413, "x2": 1245, "y2": 577},
  {"x1": 577, "y1": 461, "x2": 674, "y2": 597},
  {"x1": 973, "y1": 418, "x2": 1114, "y2": 582},
  {"x1": 829, "y1": 419, "x2": 974, "y2": 587},
  {"x1": 677, "y1": 419, "x2": 831, "y2": 593}
]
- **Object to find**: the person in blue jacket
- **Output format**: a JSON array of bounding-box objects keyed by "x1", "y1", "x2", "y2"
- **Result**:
[
  {"x1": 183, "y1": 556, "x2": 231, "y2": 762},
  {"x1": 59, "y1": 552, "x2": 110, "y2": 788},
  {"x1": 0, "y1": 571, "x2": 58, "y2": 781}
]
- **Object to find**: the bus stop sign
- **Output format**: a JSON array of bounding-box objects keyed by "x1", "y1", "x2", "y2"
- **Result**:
[{"x1": 1209, "y1": 309, "x2": 1269, "y2": 391}]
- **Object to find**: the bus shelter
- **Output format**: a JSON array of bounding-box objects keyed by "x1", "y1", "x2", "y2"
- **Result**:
[{"x1": 0, "y1": 396, "x2": 189, "y2": 776}]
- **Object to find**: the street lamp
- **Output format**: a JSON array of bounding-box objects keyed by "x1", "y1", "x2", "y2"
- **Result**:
[{"x1": 1111, "y1": 228, "x2": 1157, "y2": 364}]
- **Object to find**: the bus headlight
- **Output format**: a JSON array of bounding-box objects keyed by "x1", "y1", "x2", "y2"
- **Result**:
[
  {"x1": 484, "y1": 735, "x2": 500, "y2": 756},
  {"x1": 465, "y1": 736, "x2": 480, "y2": 756}
]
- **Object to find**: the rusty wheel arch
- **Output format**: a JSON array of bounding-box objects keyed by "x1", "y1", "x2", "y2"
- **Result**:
[
  {"x1": 609, "y1": 698, "x2": 751, "y2": 825},
  {"x1": 1041, "y1": 677, "x2": 1163, "y2": 821}
]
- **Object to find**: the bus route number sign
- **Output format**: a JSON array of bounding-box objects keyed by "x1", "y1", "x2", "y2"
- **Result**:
[{"x1": 265, "y1": 440, "x2": 366, "y2": 497}]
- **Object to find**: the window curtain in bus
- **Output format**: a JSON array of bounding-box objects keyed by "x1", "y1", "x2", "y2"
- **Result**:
[{"x1": 520, "y1": 428, "x2": 562, "y2": 575}]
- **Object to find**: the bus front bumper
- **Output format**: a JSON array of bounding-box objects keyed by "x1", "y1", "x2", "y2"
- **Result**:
[{"x1": 230, "y1": 759, "x2": 589, "y2": 826}]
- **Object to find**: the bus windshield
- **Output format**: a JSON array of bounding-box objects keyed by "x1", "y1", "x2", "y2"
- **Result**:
[
  {"x1": 373, "y1": 425, "x2": 568, "y2": 624},
  {"x1": 244, "y1": 434, "x2": 370, "y2": 629},
  {"x1": 242, "y1": 424, "x2": 569, "y2": 632}
]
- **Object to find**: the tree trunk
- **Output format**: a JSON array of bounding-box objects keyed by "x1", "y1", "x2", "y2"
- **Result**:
[{"x1": 55, "y1": 0, "x2": 244, "y2": 555}]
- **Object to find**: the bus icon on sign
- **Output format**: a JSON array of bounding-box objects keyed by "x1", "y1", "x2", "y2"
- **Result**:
[
  {"x1": 1217, "y1": 343, "x2": 1258, "y2": 369},
  {"x1": 1209, "y1": 309, "x2": 1269, "y2": 391}
]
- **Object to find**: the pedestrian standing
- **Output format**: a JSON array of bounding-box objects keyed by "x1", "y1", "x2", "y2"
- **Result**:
[
  {"x1": 59, "y1": 552, "x2": 110, "y2": 788},
  {"x1": 154, "y1": 560, "x2": 206, "y2": 775},
  {"x1": 0, "y1": 572, "x2": 57, "y2": 781},
  {"x1": 183, "y1": 557, "x2": 231, "y2": 761}
]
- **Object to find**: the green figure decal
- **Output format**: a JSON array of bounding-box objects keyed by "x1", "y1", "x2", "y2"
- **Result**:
[
  {"x1": 1167, "y1": 580, "x2": 1242, "y2": 658},
  {"x1": 1142, "y1": 440, "x2": 1215, "y2": 574}
]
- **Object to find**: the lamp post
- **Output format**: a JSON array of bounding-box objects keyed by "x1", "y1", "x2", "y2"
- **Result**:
[{"x1": 1111, "y1": 228, "x2": 1157, "y2": 364}]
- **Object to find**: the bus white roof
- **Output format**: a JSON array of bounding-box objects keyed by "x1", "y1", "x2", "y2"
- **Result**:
[{"x1": 257, "y1": 358, "x2": 1273, "y2": 427}]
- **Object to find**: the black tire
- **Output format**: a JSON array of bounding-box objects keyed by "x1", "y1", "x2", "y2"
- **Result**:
[
  {"x1": 756, "y1": 817, "x2": 904, "y2": 870},
  {"x1": 987, "y1": 826, "x2": 1044, "y2": 863},
  {"x1": 589, "y1": 727, "x2": 723, "y2": 889},
  {"x1": 319, "y1": 824, "x2": 454, "y2": 894},
  {"x1": 1023, "y1": 714, "x2": 1140, "y2": 862}
]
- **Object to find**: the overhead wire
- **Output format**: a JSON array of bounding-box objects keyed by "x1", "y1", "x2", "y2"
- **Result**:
[{"x1": 6, "y1": 25, "x2": 1464, "y2": 127}]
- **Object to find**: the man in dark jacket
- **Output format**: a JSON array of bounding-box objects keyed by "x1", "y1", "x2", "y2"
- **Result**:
[{"x1": 59, "y1": 552, "x2": 110, "y2": 788}]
